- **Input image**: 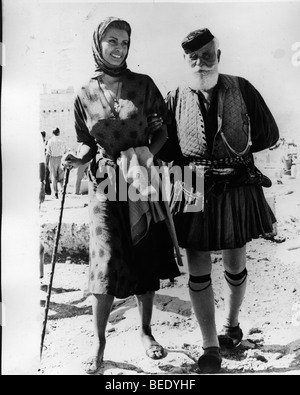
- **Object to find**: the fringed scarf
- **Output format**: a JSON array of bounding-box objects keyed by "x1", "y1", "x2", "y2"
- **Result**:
[{"x1": 92, "y1": 16, "x2": 131, "y2": 77}]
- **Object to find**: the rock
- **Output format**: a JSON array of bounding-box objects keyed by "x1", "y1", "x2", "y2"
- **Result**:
[
  {"x1": 254, "y1": 353, "x2": 268, "y2": 363},
  {"x1": 40, "y1": 195, "x2": 90, "y2": 255},
  {"x1": 248, "y1": 327, "x2": 263, "y2": 335},
  {"x1": 275, "y1": 353, "x2": 284, "y2": 360},
  {"x1": 41, "y1": 222, "x2": 90, "y2": 255},
  {"x1": 240, "y1": 340, "x2": 256, "y2": 349}
]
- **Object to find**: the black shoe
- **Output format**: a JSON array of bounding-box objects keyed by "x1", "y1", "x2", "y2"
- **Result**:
[
  {"x1": 55, "y1": 192, "x2": 59, "y2": 199},
  {"x1": 218, "y1": 324, "x2": 243, "y2": 348},
  {"x1": 198, "y1": 347, "x2": 222, "y2": 374}
]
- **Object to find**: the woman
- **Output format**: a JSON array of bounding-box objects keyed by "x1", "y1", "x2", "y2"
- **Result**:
[{"x1": 63, "y1": 17, "x2": 180, "y2": 374}]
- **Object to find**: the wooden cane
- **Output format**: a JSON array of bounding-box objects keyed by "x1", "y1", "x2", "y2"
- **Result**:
[
  {"x1": 40, "y1": 167, "x2": 70, "y2": 358},
  {"x1": 159, "y1": 167, "x2": 183, "y2": 267},
  {"x1": 162, "y1": 198, "x2": 184, "y2": 267}
]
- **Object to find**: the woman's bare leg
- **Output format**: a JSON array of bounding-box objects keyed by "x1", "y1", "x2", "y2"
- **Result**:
[
  {"x1": 135, "y1": 291, "x2": 164, "y2": 359},
  {"x1": 84, "y1": 293, "x2": 114, "y2": 373}
]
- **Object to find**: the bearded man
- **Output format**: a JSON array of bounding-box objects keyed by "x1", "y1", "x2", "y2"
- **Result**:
[{"x1": 160, "y1": 28, "x2": 279, "y2": 373}]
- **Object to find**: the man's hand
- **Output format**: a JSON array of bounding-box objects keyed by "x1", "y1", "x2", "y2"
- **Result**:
[{"x1": 147, "y1": 113, "x2": 164, "y2": 134}]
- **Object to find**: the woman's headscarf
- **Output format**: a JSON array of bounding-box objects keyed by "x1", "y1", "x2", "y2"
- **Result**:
[{"x1": 92, "y1": 16, "x2": 131, "y2": 77}]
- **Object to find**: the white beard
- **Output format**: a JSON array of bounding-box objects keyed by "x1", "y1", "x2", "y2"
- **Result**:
[{"x1": 185, "y1": 64, "x2": 219, "y2": 92}]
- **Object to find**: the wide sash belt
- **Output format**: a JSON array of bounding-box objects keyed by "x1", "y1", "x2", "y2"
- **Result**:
[{"x1": 190, "y1": 154, "x2": 251, "y2": 168}]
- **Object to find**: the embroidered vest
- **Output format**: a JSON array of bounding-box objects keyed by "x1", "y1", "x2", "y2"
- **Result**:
[{"x1": 175, "y1": 74, "x2": 251, "y2": 160}]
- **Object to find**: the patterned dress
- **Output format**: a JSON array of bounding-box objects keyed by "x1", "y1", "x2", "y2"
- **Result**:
[{"x1": 74, "y1": 70, "x2": 180, "y2": 298}]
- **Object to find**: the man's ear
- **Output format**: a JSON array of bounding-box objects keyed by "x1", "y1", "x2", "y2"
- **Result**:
[{"x1": 217, "y1": 49, "x2": 221, "y2": 63}]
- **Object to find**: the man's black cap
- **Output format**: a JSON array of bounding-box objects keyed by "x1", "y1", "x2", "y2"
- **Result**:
[{"x1": 181, "y1": 28, "x2": 214, "y2": 53}]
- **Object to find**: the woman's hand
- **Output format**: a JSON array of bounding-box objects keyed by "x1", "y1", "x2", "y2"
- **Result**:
[
  {"x1": 62, "y1": 152, "x2": 82, "y2": 169},
  {"x1": 147, "y1": 113, "x2": 163, "y2": 134}
]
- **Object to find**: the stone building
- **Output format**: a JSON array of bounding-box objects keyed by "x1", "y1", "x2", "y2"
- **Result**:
[{"x1": 40, "y1": 85, "x2": 77, "y2": 151}]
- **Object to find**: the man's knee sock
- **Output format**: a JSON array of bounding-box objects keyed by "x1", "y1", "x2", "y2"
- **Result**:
[
  {"x1": 189, "y1": 274, "x2": 219, "y2": 348},
  {"x1": 224, "y1": 268, "x2": 248, "y2": 328}
]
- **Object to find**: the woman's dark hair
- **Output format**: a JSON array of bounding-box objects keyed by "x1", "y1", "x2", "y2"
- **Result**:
[{"x1": 104, "y1": 20, "x2": 131, "y2": 37}]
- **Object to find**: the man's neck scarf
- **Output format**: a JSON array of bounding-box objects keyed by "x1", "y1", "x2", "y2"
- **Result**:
[{"x1": 92, "y1": 16, "x2": 131, "y2": 77}]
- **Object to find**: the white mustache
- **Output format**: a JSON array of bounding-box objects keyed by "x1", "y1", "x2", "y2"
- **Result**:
[{"x1": 198, "y1": 64, "x2": 218, "y2": 72}]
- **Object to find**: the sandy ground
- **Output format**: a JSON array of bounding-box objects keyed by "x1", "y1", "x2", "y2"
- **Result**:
[{"x1": 38, "y1": 171, "x2": 300, "y2": 376}]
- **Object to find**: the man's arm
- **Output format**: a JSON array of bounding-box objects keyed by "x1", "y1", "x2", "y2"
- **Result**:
[{"x1": 238, "y1": 77, "x2": 280, "y2": 152}]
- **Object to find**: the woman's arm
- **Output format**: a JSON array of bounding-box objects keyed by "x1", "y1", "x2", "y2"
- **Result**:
[
  {"x1": 77, "y1": 143, "x2": 98, "y2": 164},
  {"x1": 63, "y1": 93, "x2": 98, "y2": 168},
  {"x1": 62, "y1": 143, "x2": 97, "y2": 169},
  {"x1": 145, "y1": 77, "x2": 177, "y2": 158}
]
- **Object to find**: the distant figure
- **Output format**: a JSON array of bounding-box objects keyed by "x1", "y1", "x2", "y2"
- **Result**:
[
  {"x1": 39, "y1": 132, "x2": 46, "y2": 279},
  {"x1": 41, "y1": 131, "x2": 51, "y2": 195},
  {"x1": 74, "y1": 143, "x2": 89, "y2": 195},
  {"x1": 39, "y1": 242, "x2": 45, "y2": 280},
  {"x1": 45, "y1": 128, "x2": 67, "y2": 198},
  {"x1": 280, "y1": 141, "x2": 292, "y2": 175}
]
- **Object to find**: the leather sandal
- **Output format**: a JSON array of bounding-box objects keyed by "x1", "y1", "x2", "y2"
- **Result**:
[
  {"x1": 198, "y1": 347, "x2": 222, "y2": 374},
  {"x1": 218, "y1": 324, "x2": 243, "y2": 348}
]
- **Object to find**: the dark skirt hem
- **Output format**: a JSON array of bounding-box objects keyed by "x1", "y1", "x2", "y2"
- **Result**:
[{"x1": 174, "y1": 184, "x2": 276, "y2": 252}]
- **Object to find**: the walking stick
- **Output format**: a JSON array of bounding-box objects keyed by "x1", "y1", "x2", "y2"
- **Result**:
[
  {"x1": 40, "y1": 167, "x2": 70, "y2": 358},
  {"x1": 156, "y1": 163, "x2": 183, "y2": 267},
  {"x1": 162, "y1": 199, "x2": 183, "y2": 267}
]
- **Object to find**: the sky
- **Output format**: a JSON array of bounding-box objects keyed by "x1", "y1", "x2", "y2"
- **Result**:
[
  {"x1": 36, "y1": 3, "x2": 300, "y2": 93},
  {"x1": 1, "y1": 0, "x2": 300, "y2": 374},
  {"x1": 36, "y1": 0, "x2": 300, "y2": 134}
]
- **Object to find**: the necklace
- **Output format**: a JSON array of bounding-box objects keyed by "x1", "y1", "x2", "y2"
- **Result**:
[
  {"x1": 113, "y1": 88, "x2": 121, "y2": 113},
  {"x1": 98, "y1": 77, "x2": 122, "y2": 117},
  {"x1": 108, "y1": 80, "x2": 122, "y2": 112}
]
